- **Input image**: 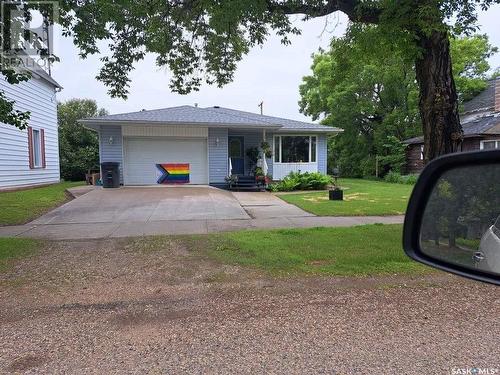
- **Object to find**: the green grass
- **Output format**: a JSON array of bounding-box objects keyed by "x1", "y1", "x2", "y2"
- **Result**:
[
  {"x1": 187, "y1": 224, "x2": 428, "y2": 276},
  {"x1": 0, "y1": 181, "x2": 84, "y2": 225},
  {"x1": 277, "y1": 178, "x2": 413, "y2": 216},
  {"x1": 0, "y1": 238, "x2": 39, "y2": 271}
]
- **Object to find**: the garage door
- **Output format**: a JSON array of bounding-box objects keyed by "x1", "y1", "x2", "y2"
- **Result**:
[{"x1": 123, "y1": 137, "x2": 208, "y2": 185}]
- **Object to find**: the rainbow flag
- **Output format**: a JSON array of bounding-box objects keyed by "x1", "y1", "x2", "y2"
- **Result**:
[{"x1": 156, "y1": 163, "x2": 190, "y2": 184}]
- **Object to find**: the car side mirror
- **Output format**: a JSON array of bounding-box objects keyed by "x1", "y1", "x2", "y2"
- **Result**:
[{"x1": 403, "y1": 150, "x2": 500, "y2": 285}]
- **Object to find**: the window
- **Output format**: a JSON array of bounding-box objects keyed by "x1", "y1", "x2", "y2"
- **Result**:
[
  {"x1": 32, "y1": 129, "x2": 41, "y2": 167},
  {"x1": 274, "y1": 135, "x2": 317, "y2": 163},
  {"x1": 229, "y1": 138, "x2": 242, "y2": 158},
  {"x1": 274, "y1": 136, "x2": 280, "y2": 163},
  {"x1": 420, "y1": 145, "x2": 424, "y2": 160},
  {"x1": 28, "y1": 127, "x2": 45, "y2": 169},
  {"x1": 480, "y1": 140, "x2": 500, "y2": 150}
]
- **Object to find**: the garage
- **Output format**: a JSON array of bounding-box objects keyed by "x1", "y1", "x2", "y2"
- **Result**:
[{"x1": 123, "y1": 137, "x2": 208, "y2": 185}]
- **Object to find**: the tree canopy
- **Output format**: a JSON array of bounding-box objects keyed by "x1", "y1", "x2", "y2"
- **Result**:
[
  {"x1": 299, "y1": 27, "x2": 497, "y2": 177},
  {"x1": 2, "y1": 0, "x2": 500, "y2": 160},
  {"x1": 58, "y1": 99, "x2": 107, "y2": 181}
]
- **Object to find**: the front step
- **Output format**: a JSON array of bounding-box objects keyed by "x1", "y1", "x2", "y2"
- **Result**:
[{"x1": 229, "y1": 175, "x2": 263, "y2": 191}]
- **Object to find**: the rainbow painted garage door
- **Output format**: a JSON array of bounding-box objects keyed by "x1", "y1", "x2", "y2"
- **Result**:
[
  {"x1": 123, "y1": 138, "x2": 208, "y2": 185},
  {"x1": 156, "y1": 163, "x2": 190, "y2": 184}
]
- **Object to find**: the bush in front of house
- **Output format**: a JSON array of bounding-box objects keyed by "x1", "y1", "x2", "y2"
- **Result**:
[
  {"x1": 384, "y1": 171, "x2": 418, "y2": 185},
  {"x1": 269, "y1": 172, "x2": 333, "y2": 192}
]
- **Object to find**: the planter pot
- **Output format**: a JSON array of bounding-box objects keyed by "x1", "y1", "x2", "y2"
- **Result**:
[{"x1": 329, "y1": 189, "x2": 343, "y2": 201}]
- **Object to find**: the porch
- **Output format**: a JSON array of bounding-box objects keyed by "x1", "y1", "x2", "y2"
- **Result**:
[{"x1": 227, "y1": 130, "x2": 322, "y2": 181}]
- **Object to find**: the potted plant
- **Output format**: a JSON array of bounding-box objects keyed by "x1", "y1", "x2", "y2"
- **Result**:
[
  {"x1": 329, "y1": 169, "x2": 343, "y2": 201},
  {"x1": 225, "y1": 175, "x2": 238, "y2": 189},
  {"x1": 260, "y1": 141, "x2": 273, "y2": 158},
  {"x1": 246, "y1": 146, "x2": 260, "y2": 171},
  {"x1": 329, "y1": 184, "x2": 343, "y2": 200}
]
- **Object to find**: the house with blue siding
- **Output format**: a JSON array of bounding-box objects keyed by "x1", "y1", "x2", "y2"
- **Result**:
[
  {"x1": 81, "y1": 105, "x2": 341, "y2": 186},
  {"x1": 0, "y1": 65, "x2": 62, "y2": 190}
]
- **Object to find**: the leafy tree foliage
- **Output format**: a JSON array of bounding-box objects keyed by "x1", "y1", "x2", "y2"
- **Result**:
[
  {"x1": 2, "y1": 0, "x2": 500, "y2": 161},
  {"x1": 451, "y1": 34, "x2": 498, "y2": 102},
  {"x1": 299, "y1": 27, "x2": 497, "y2": 177},
  {"x1": 58, "y1": 99, "x2": 107, "y2": 181},
  {"x1": 0, "y1": 69, "x2": 32, "y2": 129},
  {"x1": 1, "y1": 2, "x2": 59, "y2": 128}
]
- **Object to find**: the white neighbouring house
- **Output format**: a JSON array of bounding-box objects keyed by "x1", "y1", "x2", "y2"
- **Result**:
[{"x1": 0, "y1": 65, "x2": 62, "y2": 190}]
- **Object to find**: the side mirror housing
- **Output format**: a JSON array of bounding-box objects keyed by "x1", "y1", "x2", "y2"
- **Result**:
[{"x1": 403, "y1": 150, "x2": 500, "y2": 285}]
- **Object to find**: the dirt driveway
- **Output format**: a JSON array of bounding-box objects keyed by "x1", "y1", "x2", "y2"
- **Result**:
[{"x1": 1, "y1": 238, "x2": 499, "y2": 374}]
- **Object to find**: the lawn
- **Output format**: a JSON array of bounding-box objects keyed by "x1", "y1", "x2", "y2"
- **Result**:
[
  {"x1": 182, "y1": 224, "x2": 429, "y2": 276},
  {"x1": 276, "y1": 178, "x2": 414, "y2": 216},
  {"x1": 0, "y1": 238, "x2": 39, "y2": 271},
  {"x1": 0, "y1": 181, "x2": 84, "y2": 225}
]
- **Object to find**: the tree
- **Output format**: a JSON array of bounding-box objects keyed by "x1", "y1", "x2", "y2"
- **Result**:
[
  {"x1": 1, "y1": 1, "x2": 59, "y2": 128},
  {"x1": 2, "y1": 1, "x2": 500, "y2": 162},
  {"x1": 450, "y1": 34, "x2": 498, "y2": 102},
  {"x1": 58, "y1": 99, "x2": 107, "y2": 181},
  {"x1": 299, "y1": 29, "x2": 497, "y2": 176}
]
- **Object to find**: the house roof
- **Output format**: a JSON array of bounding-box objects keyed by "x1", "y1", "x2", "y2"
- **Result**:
[
  {"x1": 207, "y1": 106, "x2": 340, "y2": 132},
  {"x1": 403, "y1": 114, "x2": 500, "y2": 144},
  {"x1": 462, "y1": 78, "x2": 498, "y2": 114},
  {"x1": 14, "y1": 52, "x2": 63, "y2": 89},
  {"x1": 28, "y1": 64, "x2": 62, "y2": 89},
  {"x1": 80, "y1": 105, "x2": 342, "y2": 133},
  {"x1": 404, "y1": 78, "x2": 500, "y2": 144}
]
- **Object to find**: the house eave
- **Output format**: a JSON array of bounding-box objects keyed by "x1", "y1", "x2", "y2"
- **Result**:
[
  {"x1": 275, "y1": 128, "x2": 342, "y2": 134},
  {"x1": 78, "y1": 119, "x2": 283, "y2": 131}
]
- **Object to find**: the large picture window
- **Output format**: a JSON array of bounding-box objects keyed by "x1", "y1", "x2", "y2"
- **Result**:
[{"x1": 274, "y1": 135, "x2": 317, "y2": 163}]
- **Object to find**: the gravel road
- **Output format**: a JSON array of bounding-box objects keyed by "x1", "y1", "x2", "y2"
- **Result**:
[{"x1": 1, "y1": 238, "x2": 499, "y2": 374}]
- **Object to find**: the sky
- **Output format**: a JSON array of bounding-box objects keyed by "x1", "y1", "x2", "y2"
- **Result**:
[{"x1": 52, "y1": 6, "x2": 500, "y2": 123}]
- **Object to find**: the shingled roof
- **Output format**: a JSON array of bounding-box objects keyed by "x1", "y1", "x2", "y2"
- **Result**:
[
  {"x1": 81, "y1": 105, "x2": 342, "y2": 133},
  {"x1": 404, "y1": 114, "x2": 500, "y2": 144},
  {"x1": 462, "y1": 78, "x2": 498, "y2": 114},
  {"x1": 405, "y1": 78, "x2": 500, "y2": 144}
]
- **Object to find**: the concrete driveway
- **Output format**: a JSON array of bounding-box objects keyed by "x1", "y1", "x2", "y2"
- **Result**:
[
  {"x1": 31, "y1": 186, "x2": 250, "y2": 225},
  {"x1": 0, "y1": 187, "x2": 404, "y2": 240},
  {"x1": 231, "y1": 191, "x2": 314, "y2": 219}
]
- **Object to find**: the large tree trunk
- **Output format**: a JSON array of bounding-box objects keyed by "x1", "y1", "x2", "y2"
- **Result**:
[{"x1": 415, "y1": 30, "x2": 463, "y2": 163}]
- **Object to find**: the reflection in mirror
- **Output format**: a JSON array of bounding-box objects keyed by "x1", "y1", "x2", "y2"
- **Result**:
[{"x1": 420, "y1": 163, "x2": 500, "y2": 275}]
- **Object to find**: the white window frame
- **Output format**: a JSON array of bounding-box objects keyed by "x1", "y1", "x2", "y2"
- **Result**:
[
  {"x1": 480, "y1": 139, "x2": 500, "y2": 150},
  {"x1": 32, "y1": 128, "x2": 42, "y2": 168},
  {"x1": 273, "y1": 135, "x2": 318, "y2": 164},
  {"x1": 420, "y1": 145, "x2": 424, "y2": 160}
]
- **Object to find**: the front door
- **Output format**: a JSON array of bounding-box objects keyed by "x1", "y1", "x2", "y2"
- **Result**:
[{"x1": 228, "y1": 136, "x2": 244, "y2": 175}]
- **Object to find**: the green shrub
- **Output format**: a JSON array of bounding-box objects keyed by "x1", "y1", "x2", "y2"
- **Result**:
[
  {"x1": 384, "y1": 170, "x2": 403, "y2": 184},
  {"x1": 384, "y1": 171, "x2": 418, "y2": 185},
  {"x1": 269, "y1": 172, "x2": 333, "y2": 192},
  {"x1": 403, "y1": 174, "x2": 419, "y2": 185}
]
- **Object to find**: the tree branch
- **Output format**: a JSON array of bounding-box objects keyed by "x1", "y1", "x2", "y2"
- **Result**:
[{"x1": 267, "y1": 0, "x2": 381, "y2": 24}]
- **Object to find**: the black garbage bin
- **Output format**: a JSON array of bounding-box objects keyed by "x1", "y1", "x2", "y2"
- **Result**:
[{"x1": 101, "y1": 162, "x2": 120, "y2": 188}]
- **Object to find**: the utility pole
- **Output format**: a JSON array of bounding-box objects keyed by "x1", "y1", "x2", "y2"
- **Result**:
[{"x1": 258, "y1": 101, "x2": 263, "y2": 115}]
